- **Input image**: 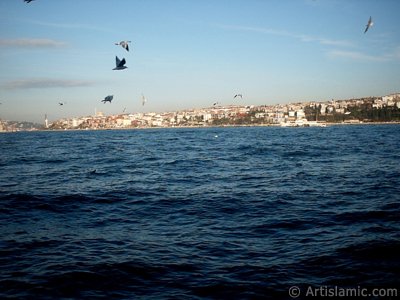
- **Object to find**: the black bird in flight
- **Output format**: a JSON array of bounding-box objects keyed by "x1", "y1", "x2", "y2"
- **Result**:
[
  {"x1": 113, "y1": 56, "x2": 127, "y2": 70},
  {"x1": 364, "y1": 16, "x2": 373, "y2": 33},
  {"x1": 24, "y1": 0, "x2": 35, "y2": 3},
  {"x1": 141, "y1": 94, "x2": 147, "y2": 106},
  {"x1": 234, "y1": 94, "x2": 243, "y2": 99},
  {"x1": 101, "y1": 95, "x2": 114, "y2": 103},
  {"x1": 58, "y1": 102, "x2": 66, "y2": 106}
]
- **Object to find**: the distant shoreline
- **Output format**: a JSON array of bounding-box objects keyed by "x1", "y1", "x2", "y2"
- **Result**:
[{"x1": 2, "y1": 121, "x2": 400, "y2": 133}]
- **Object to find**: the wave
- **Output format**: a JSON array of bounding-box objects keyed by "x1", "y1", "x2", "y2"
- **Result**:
[{"x1": 1, "y1": 126, "x2": 400, "y2": 299}]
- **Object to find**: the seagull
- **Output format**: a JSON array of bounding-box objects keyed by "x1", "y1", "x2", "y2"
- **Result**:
[
  {"x1": 364, "y1": 16, "x2": 373, "y2": 33},
  {"x1": 113, "y1": 56, "x2": 127, "y2": 70},
  {"x1": 101, "y1": 95, "x2": 114, "y2": 103},
  {"x1": 115, "y1": 41, "x2": 131, "y2": 52},
  {"x1": 234, "y1": 94, "x2": 243, "y2": 99},
  {"x1": 141, "y1": 94, "x2": 147, "y2": 106}
]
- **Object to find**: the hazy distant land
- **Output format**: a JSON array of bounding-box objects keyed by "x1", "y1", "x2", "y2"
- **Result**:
[{"x1": 1, "y1": 93, "x2": 399, "y2": 132}]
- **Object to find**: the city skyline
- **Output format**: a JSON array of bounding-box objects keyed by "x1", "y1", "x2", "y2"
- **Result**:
[
  {"x1": 1, "y1": 0, "x2": 400, "y2": 123},
  {"x1": 1, "y1": 91, "x2": 393, "y2": 132}
]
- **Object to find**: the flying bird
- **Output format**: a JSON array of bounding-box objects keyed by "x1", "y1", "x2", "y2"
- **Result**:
[
  {"x1": 234, "y1": 94, "x2": 243, "y2": 99},
  {"x1": 213, "y1": 102, "x2": 219, "y2": 106},
  {"x1": 113, "y1": 56, "x2": 127, "y2": 70},
  {"x1": 101, "y1": 95, "x2": 114, "y2": 103},
  {"x1": 58, "y1": 102, "x2": 66, "y2": 106},
  {"x1": 364, "y1": 16, "x2": 373, "y2": 33},
  {"x1": 115, "y1": 41, "x2": 131, "y2": 52},
  {"x1": 24, "y1": 0, "x2": 35, "y2": 3}
]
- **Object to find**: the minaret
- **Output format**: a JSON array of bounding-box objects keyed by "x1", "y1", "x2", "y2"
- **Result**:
[{"x1": 45, "y1": 114, "x2": 48, "y2": 128}]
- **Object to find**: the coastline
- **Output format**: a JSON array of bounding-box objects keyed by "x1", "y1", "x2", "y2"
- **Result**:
[{"x1": 2, "y1": 121, "x2": 400, "y2": 133}]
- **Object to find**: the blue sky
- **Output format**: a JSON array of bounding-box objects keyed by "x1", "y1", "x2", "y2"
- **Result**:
[{"x1": 0, "y1": 0, "x2": 399, "y2": 123}]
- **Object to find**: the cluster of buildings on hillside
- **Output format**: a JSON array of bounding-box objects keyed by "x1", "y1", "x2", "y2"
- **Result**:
[
  {"x1": 48, "y1": 105, "x2": 247, "y2": 130},
  {"x1": 1, "y1": 93, "x2": 399, "y2": 132},
  {"x1": 0, "y1": 120, "x2": 42, "y2": 132},
  {"x1": 47, "y1": 93, "x2": 400, "y2": 130}
]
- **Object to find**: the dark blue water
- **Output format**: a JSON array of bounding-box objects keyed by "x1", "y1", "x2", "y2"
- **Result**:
[{"x1": 1, "y1": 125, "x2": 399, "y2": 299}]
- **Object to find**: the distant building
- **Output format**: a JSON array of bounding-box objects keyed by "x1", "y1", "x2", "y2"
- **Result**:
[
  {"x1": 296, "y1": 109, "x2": 305, "y2": 120},
  {"x1": 72, "y1": 118, "x2": 82, "y2": 128},
  {"x1": 382, "y1": 93, "x2": 400, "y2": 102},
  {"x1": 320, "y1": 104, "x2": 327, "y2": 115},
  {"x1": 202, "y1": 113, "x2": 212, "y2": 122}
]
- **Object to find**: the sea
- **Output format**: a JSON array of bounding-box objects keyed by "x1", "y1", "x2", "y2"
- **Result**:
[{"x1": 1, "y1": 125, "x2": 399, "y2": 299}]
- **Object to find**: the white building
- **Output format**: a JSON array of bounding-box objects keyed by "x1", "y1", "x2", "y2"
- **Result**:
[
  {"x1": 116, "y1": 118, "x2": 132, "y2": 127},
  {"x1": 296, "y1": 109, "x2": 305, "y2": 119},
  {"x1": 202, "y1": 113, "x2": 212, "y2": 122},
  {"x1": 320, "y1": 104, "x2": 327, "y2": 115},
  {"x1": 382, "y1": 93, "x2": 400, "y2": 102},
  {"x1": 72, "y1": 118, "x2": 83, "y2": 128}
]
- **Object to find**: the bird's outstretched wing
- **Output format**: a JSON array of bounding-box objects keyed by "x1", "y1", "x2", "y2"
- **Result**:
[
  {"x1": 364, "y1": 24, "x2": 369, "y2": 33},
  {"x1": 122, "y1": 43, "x2": 129, "y2": 52},
  {"x1": 115, "y1": 57, "x2": 126, "y2": 68},
  {"x1": 118, "y1": 58, "x2": 126, "y2": 67},
  {"x1": 116, "y1": 56, "x2": 121, "y2": 67}
]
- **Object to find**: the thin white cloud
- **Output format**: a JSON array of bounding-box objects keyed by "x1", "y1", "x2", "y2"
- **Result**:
[
  {"x1": 219, "y1": 24, "x2": 292, "y2": 38},
  {"x1": 3, "y1": 79, "x2": 95, "y2": 90},
  {"x1": 218, "y1": 23, "x2": 400, "y2": 63},
  {"x1": 0, "y1": 38, "x2": 67, "y2": 48},
  {"x1": 301, "y1": 36, "x2": 353, "y2": 47},
  {"x1": 327, "y1": 50, "x2": 390, "y2": 62},
  {"x1": 26, "y1": 19, "x2": 116, "y2": 33},
  {"x1": 387, "y1": 46, "x2": 400, "y2": 60},
  {"x1": 218, "y1": 24, "x2": 354, "y2": 48}
]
